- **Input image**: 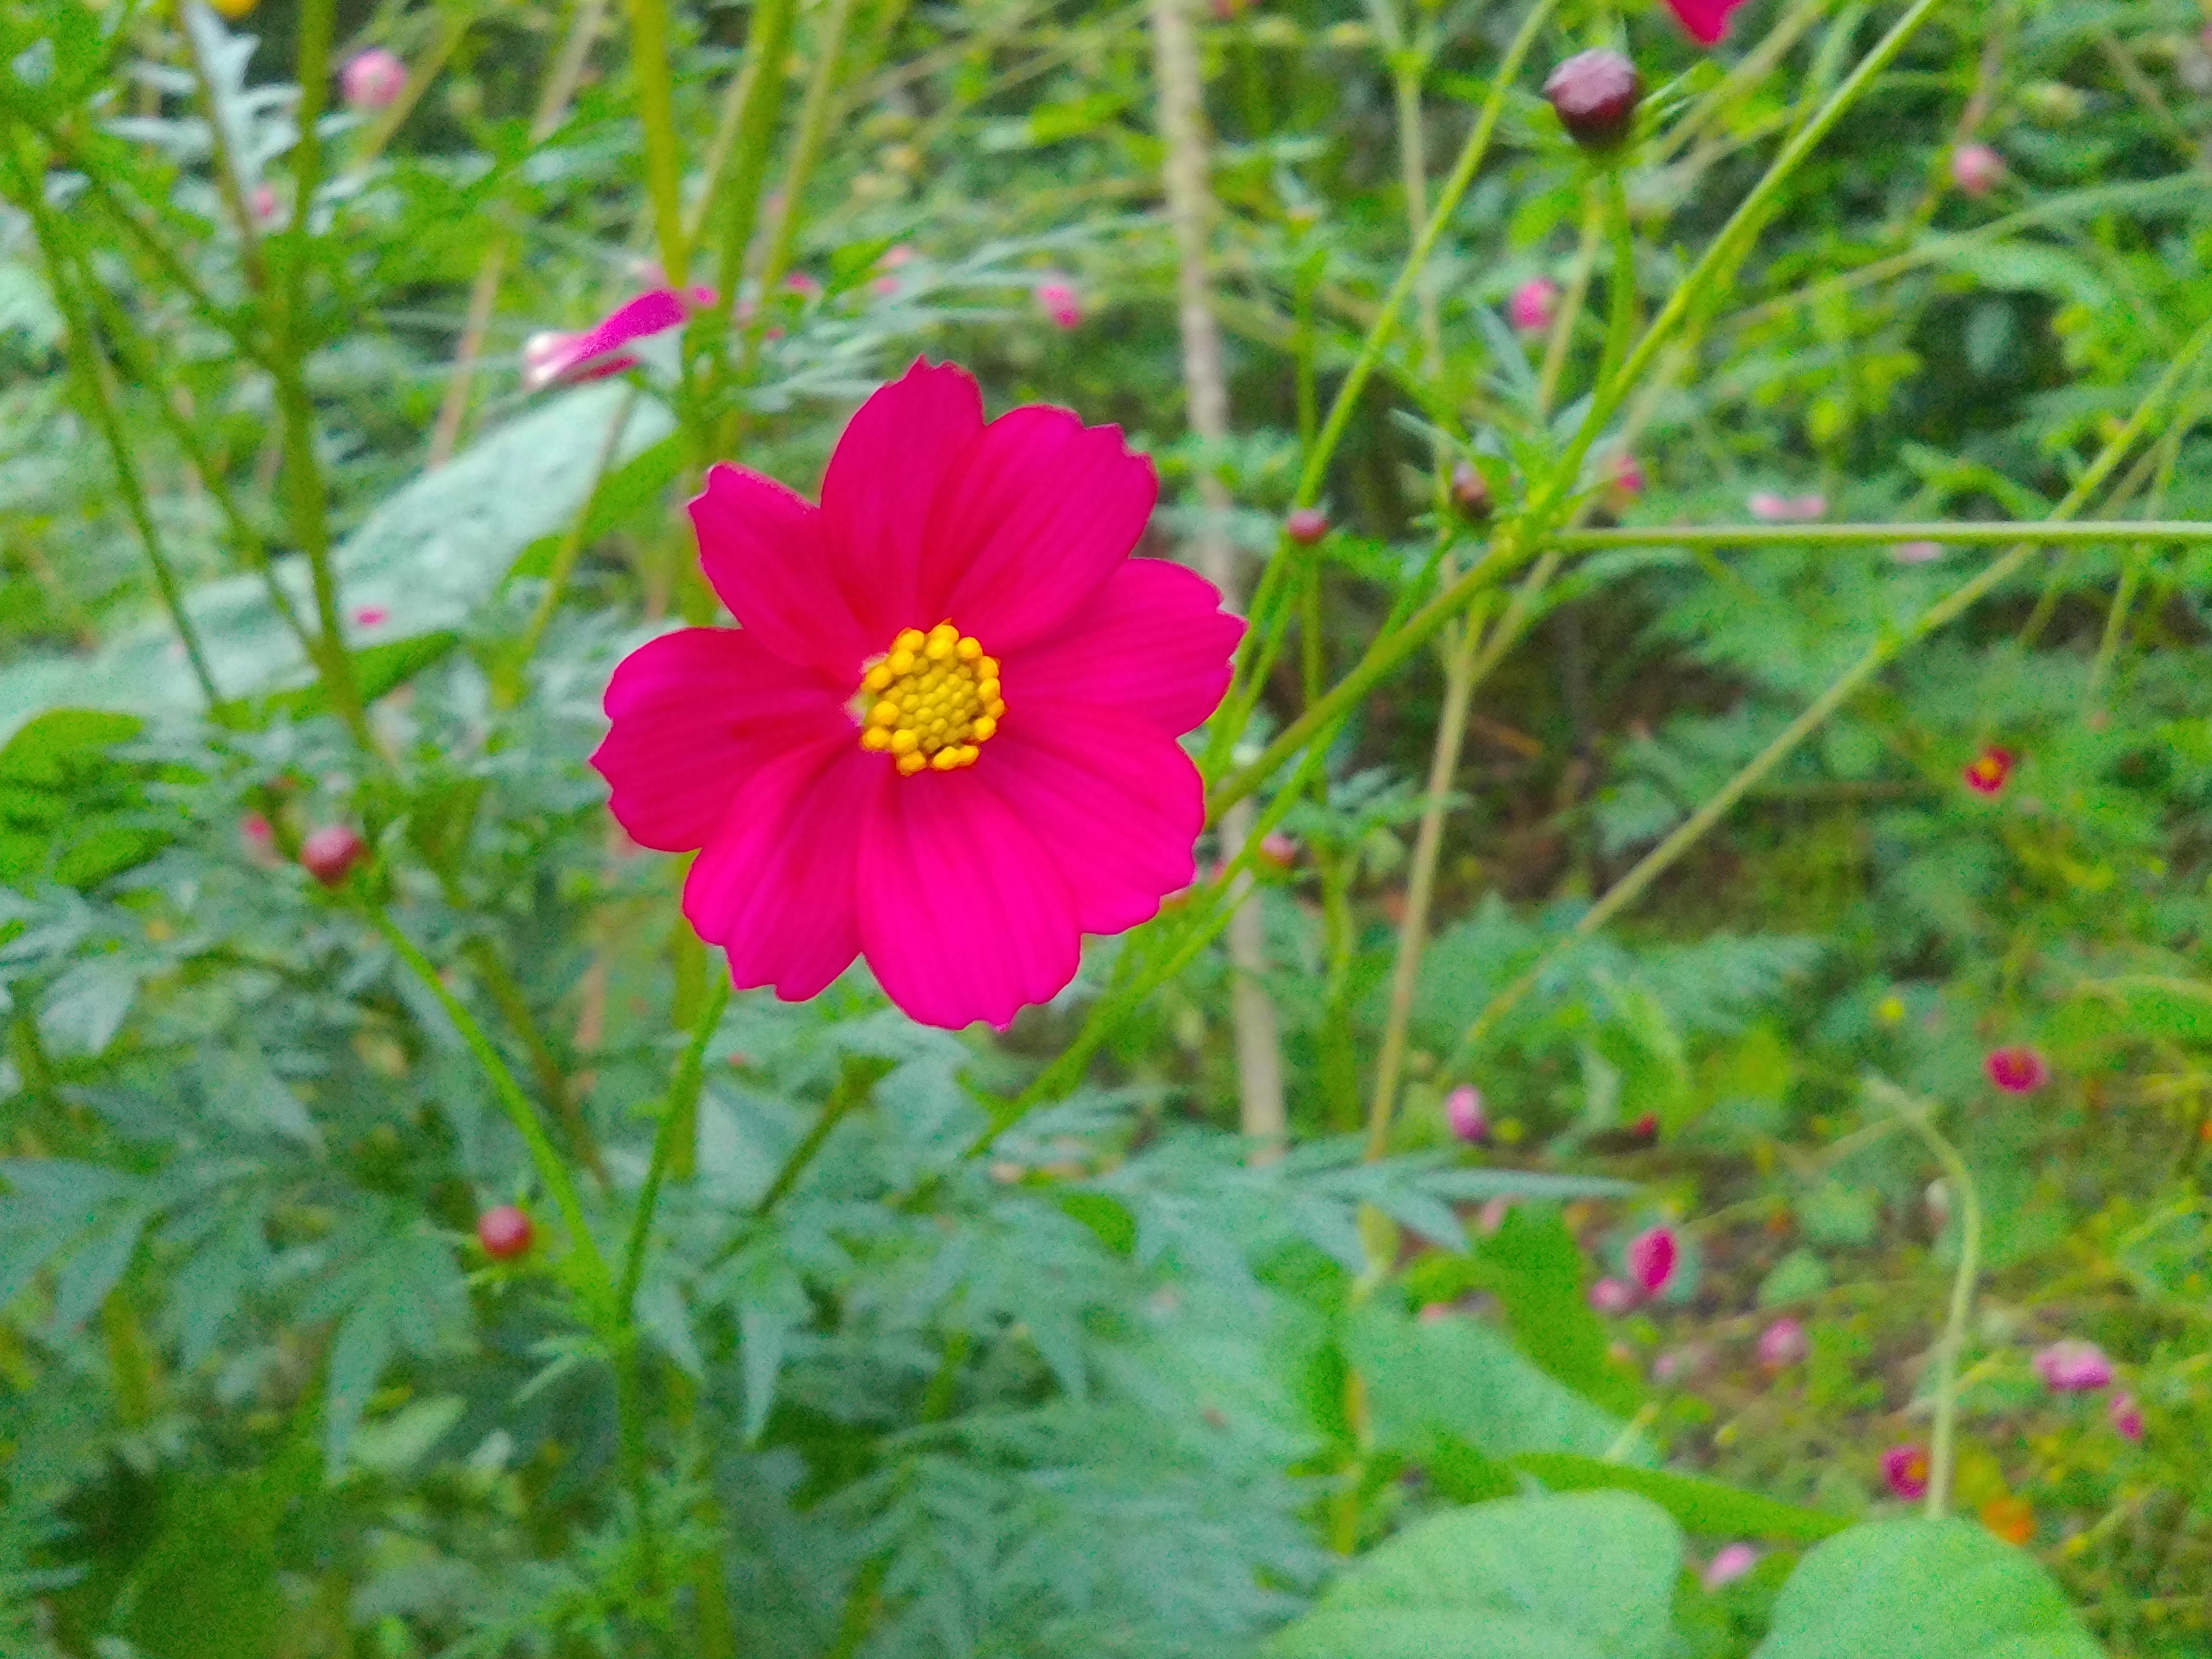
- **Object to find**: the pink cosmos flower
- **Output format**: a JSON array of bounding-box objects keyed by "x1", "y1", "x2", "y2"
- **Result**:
[
  {"x1": 2032, "y1": 1339, "x2": 2112, "y2": 1393},
  {"x1": 1757, "y1": 1316, "x2": 1808, "y2": 1374},
  {"x1": 1882, "y1": 1443, "x2": 1930, "y2": 1501},
  {"x1": 521, "y1": 285, "x2": 715, "y2": 392},
  {"x1": 1589, "y1": 1277, "x2": 1637, "y2": 1316},
  {"x1": 1508, "y1": 276, "x2": 1559, "y2": 333},
  {"x1": 589, "y1": 360, "x2": 1241, "y2": 1030},
  {"x1": 1702, "y1": 1543, "x2": 1758, "y2": 1591},
  {"x1": 1661, "y1": 0, "x2": 1747, "y2": 46},
  {"x1": 1951, "y1": 143, "x2": 2005, "y2": 197},
  {"x1": 341, "y1": 47, "x2": 407, "y2": 111},
  {"x1": 1036, "y1": 275, "x2": 1082, "y2": 329},
  {"x1": 1445, "y1": 1084, "x2": 1488, "y2": 1145},
  {"x1": 1628, "y1": 1224, "x2": 1678, "y2": 1295},
  {"x1": 2108, "y1": 1391, "x2": 2144, "y2": 1442},
  {"x1": 1985, "y1": 1045, "x2": 2049, "y2": 1094},
  {"x1": 1962, "y1": 745, "x2": 2014, "y2": 796},
  {"x1": 1892, "y1": 539, "x2": 1944, "y2": 564}
]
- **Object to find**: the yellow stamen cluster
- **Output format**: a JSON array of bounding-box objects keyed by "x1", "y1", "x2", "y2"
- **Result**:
[{"x1": 856, "y1": 621, "x2": 1005, "y2": 775}]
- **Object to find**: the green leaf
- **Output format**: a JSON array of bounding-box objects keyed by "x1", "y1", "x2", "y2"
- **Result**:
[
  {"x1": 2063, "y1": 976, "x2": 2212, "y2": 1047},
  {"x1": 114, "y1": 1470, "x2": 284, "y2": 1659},
  {"x1": 1265, "y1": 1492, "x2": 1682, "y2": 1659},
  {"x1": 1510, "y1": 1452, "x2": 1852, "y2": 1544},
  {"x1": 1753, "y1": 1519, "x2": 2104, "y2": 1659}
]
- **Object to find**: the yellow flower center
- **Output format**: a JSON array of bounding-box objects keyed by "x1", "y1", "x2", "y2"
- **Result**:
[{"x1": 855, "y1": 621, "x2": 1005, "y2": 776}]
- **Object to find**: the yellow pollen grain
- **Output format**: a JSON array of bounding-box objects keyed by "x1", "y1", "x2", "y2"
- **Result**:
[{"x1": 852, "y1": 618, "x2": 1004, "y2": 775}]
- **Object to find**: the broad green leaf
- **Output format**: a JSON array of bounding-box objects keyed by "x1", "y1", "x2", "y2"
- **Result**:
[
  {"x1": 1754, "y1": 1519, "x2": 2104, "y2": 1659},
  {"x1": 1510, "y1": 1452, "x2": 1852, "y2": 1544}
]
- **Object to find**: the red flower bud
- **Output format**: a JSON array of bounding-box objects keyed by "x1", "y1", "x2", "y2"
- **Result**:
[
  {"x1": 477, "y1": 1205, "x2": 533, "y2": 1260},
  {"x1": 1450, "y1": 461, "x2": 1493, "y2": 519},
  {"x1": 1285, "y1": 508, "x2": 1330, "y2": 546},
  {"x1": 1545, "y1": 50, "x2": 1642, "y2": 151},
  {"x1": 299, "y1": 824, "x2": 367, "y2": 888}
]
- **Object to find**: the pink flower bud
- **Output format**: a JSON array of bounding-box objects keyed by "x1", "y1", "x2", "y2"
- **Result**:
[
  {"x1": 1285, "y1": 508, "x2": 1330, "y2": 546},
  {"x1": 1962, "y1": 745, "x2": 2014, "y2": 796},
  {"x1": 1036, "y1": 275, "x2": 1081, "y2": 329},
  {"x1": 2032, "y1": 1339, "x2": 2112, "y2": 1393},
  {"x1": 1445, "y1": 1084, "x2": 1488, "y2": 1145},
  {"x1": 1508, "y1": 277, "x2": 1559, "y2": 334},
  {"x1": 1702, "y1": 1543, "x2": 1758, "y2": 1590},
  {"x1": 1589, "y1": 1277, "x2": 1637, "y2": 1316},
  {"x1": 300, "y1": 824, "x2": 367, "y2": 888},
  {"x1": 1951, "y1": 143, "x2": 2005, "y2": 197},
  {"x1": 1985, "y1": 1045, "x2": 2048, "y2": 1094},
  {"x1": 1627, "y1": 1224, "x2": 1677, "y2": 1296},
  {"x1": 1257, "y1": 831, "x2": 1298, "y2": 872},
  {"x1": 1757, "y1": 1317, "x2": 1808, "y2": 1374},
  {"x1": 477, "y1": 1204, "x2": 533, "y2": 1260},
  {"x1": 341, "y1": 47, "x2": 407, "y2": 112},
  {"x1": 1605, "y1": 451, "x2": 1646, "y2": 507},
  {"x1": 1882, "y1": 1443, "x2": 1930, "y2": 1500},
  {"x1": 2108, "y1": 1391, "x2": 2144, "y2": 1442},
  {"x1": 1544, "y1": 49, "x2": 1642, "y2": 151}
]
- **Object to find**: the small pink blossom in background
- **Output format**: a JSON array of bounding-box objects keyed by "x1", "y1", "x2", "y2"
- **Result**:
[
  {"x1": 1882, "y1": 1443, "x2": 1930, "y2": 1501},
  {"x1": 240, "y1": 812, "x2": 279, "y2": 866},
  {"x1": 352, "y1": 606, "x2": 389, "y2": 628},
  {"x1": 2109, "y1": 1392, "x2": 2144, "y2": 1442},
  {"x1": 250, "y1": 184, "x2": 280, "y2": 223},
  {"x1": 1036, "y1": 274, "x2": 1082, "y2": 329},
  {"x1": 1475, "y1": 1196, "x2": 1513, "y2": 1235},
  {"x1": 1757, "y1": 1317, "x2": 1808, "y2": 1374},
  {"x1": 1702, "y1": 1543, "x2": 1758, "y2": 1591},
  {"x1": 521, "y1": 286, "x2": 714, "y2": 391},
  {"x1": 1653, "y1": 1341, "x2": 1710, "y2": 1384},
  {"x1": 1748, "y1": 492, "x2": 1828, "y2": 522},
  {"x1": 1962, "y1": 745, "x2": 2014, "y2": 796},
  {"x1": 1892, "y1": 539, "x2": 1944, "y2": 564},
  {"x1": 1589, "y1": 1277, "x2": 1637, "y2": 1316},
  {"x1": 1605, "y1": 452, "x2": 1646, "y2": 507},
  {"x1": 341, "y1": 47, "x2": 407, "y2": 111},
  {"x1": 1257, "y1": 830, "x2": 1298, "y2": 871},
  {"x1": 1627, "y1": 1224, "x2": 1678, "y2": 1295},
  {"x1": 1661, "y1": 0, "x2": 1748, "y2": 46},
  {"x1": 1508, "y1": 277, "x2": 1559, "y2": 333},
  {"x1": 1418, "y1": 1301, "x2": 1456, "y2": 1324},
  {"x1": 1952, "y1": 143, "x2": 2005, "y2": 197},
  {"x1": 1985, "y1": 1045, "x2": 2049, "y2": 1094},
  {"x1": 2033, "y1": 1339, "x2": 2113, "y2": 1393},
  {"x1": 589, "y1": 359, "x2": 1241, "y2": 1029},
  {"x1": 781, "y1": 271, "x2": 822, "y2": 298},
  {"x1": 1445, "y1": 1084, "x2": 1488, "y2": 1145}
]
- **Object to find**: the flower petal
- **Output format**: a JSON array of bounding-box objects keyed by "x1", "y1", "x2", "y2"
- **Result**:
[
  {"x1": 1662, "y1": 0, "x2": 1742, "y2": 45},
  {"x1": 857, "y1": 773, "x2": 1080, "y2": 1029},
  {"x1": 819, "y1": 358, "x2": 987, "y2": 642},
  {"x1": 919, "y1": 404, "x2": 1159, "y2": 651},
  {"x1": 531, "y1": 289, "x2": 689, "y2": 387},
  {"x1": 686, "y1": 739, "x2": 885, "y2": 1002},
  {"x1": 689, "y1": 464, "x2": 875, "y2": 677},
  {"x1": 1002, "y1": 557, "x2": 1241, "y2": 737},
  {"x1": 591, "y1": 627, "x2": 850, "y2": 851},
  {"x1": 982, "y1": 704, "x2": 1202, "y2": 937}
]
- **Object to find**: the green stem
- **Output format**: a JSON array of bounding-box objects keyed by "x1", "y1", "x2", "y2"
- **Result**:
[
  {"x1": 628, "y1": 0, "x2": 689, "y2": 287},
  {"x1": 619, "y1": 978, "x2": 730, "y2": 1315},
  {"x1": 1597, "y1": 170, "x2": 1637, "y2": 392},
  {"x1": 176, "y1": 0, "x2": 269, "y2": 294},
  {"x1": 1553, "y1": 519, "x2": 2212, "y2": 548},
  {"x1": 701, "y1": 0, "x2": 801, "y2": 439},
  {"x1": 460, "y1": 936, "x2": 608, "y2": 1189},
  {"x1": 755, "y1": 0, "x2": 859, "y2": 316}
]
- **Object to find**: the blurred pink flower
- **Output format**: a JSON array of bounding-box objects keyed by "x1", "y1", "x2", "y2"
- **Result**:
[
  {"x1": 1891, "y1": 539, "x2": 1944, "y2": 564},
  {"x1": 1962, "y1": 745, "x2": 2014, "y2": 796},
  {"x1": 1748, "y1": 492, "x2": 1827, "y2": 522},
  {"x1": 2033, "y1": 1339, "x2": 2112, "y2": 1393},
  {"x1": 1882, "y1": 1443, "x2": 1930, "y2": 1500},
  {"x1": 1445, "y1": 1084, "x2": 1488, "y2": 1145},
  {"x1": 250, "y1": 184, "x2": 280, "y2": 223},
  {"x1": 1036, "y1": 275, "x2": 1082, "y2": 329},
  {"x1": 1702, "y1": 1543, "x2": 1758, "y2": 1590},
  {"x1": 522, "y1": 286, "x2": 714, "y2": 391},
  {"x1": 2108, "y1": 1391, "x2": 2144, "y2": 1442},
  {"x1": 352, "y1": 606, "x2": 389, "y2": 628},
  {"x1": 1951, "y1": 143, "x2": 2005, "y2": 197},
  {"x1": 1757, "y1": 1317, "x2": 1808, "y2": 1374},
  {"x1": 1627, "y1": 1224, "x2": 1677, "y2": 1295},
  {"x1": 1257, "y1": 830, "x2": 1298, "y2": 871},
  {"x1": 341, "y1": 47, "x2": 406, "y2": 111},
  {"x1": 1605, "y1": 452, "x2": 1646, "y2": 508},
  {"x1": 1985, "y1": 1045, "x2": 2049, "y2": 1094},
  {"x1": 1508, "y1": 277, "x2": 1559, "y2": 333},
  {"x1": 240, "y1": 812, "x2": 279, "y2": 866},
  {"x1": 1589, "y1": 1277, "x2": 1637, "y2": 1316},
  {"x1": 1418, "y1": 1301, "x2": 1456, "y2": 1324},
  {"x1": 781, "y1": 270, "x2": 822, "y2": 298}
]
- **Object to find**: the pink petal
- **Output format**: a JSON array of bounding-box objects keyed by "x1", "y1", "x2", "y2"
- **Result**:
[
  {"x1": 1663, "y1": 0, "x2": 1743, "y2": 45},
  {"x1": 529, "y1": 289, "x2": 689, "y2": 386},
  {"x1": 686, "y1": 740, "x2": 882, "y2": 1001},
  {"x1": 1002, "y1": 558, "x2": 1241, "y2": 737},
  {"x1": 981, "y1": 703, "x2": 1203, "y2": 936},
  {"x1": 818, "y1": 359, "x2": 987, "y2": 644},
  {"x1": 590, "y1": 627, "x2": 850, "y2": 851},
  {"x1": 919, "y1": 404, "x2": 1159, "y2": 652},
  {"x1": 689, "y1": 464, "x2": 875, "y2": 678},
  {"x1": 857, "y1": 774, "x2": 1080, "y2": 1029}
]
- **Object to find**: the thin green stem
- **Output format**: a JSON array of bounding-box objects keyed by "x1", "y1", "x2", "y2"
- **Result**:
[
  {"x1": 629, "y1": 0, "x2": 689, "y2": 288},
  {"x1": 619, "y1": 978, "x2": 730, "y2": 1314},
  {"x1": 1552, "y1": 519, "x2": 2212, "y2": 549},
  {"x1": 700, "y1": 0, "x2": 801, "y2": 440},
  {"x1": 176, "y1": 0, "x2": 269, "y2": 294},
  {"x1": 1536, "y1": 197, "x2": 1601, "y2": 415},
  {"x1": 756, "y1": 0, "x2": 860, "y2": 314},
  {"x1": 1596, "y1": 170, "x2": 1637, "y2": 392}
]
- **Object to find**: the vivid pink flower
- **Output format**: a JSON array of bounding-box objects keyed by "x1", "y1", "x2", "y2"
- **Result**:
[
  {"x1": 1445, "y1": 1084, "x2": 1488, "y2": 1145},
  {"x1": 1962, "y1": 745, "x2": 2014, "y2": 796},
  {"x1": 1757, "y1": 1317, "x2": 1808, "y2": 1374},
  {"x1": 590, "y1": 360, "x2": 1241, "y2": 1030},
  {"x1": 521, "y1": 286, "x2": 715, "y2": 392},
  {"x1": 1702, "y1": 1543, "x2": 1758, "y2": 1590},
  {"x1": 2108, "y1": 1391, "x2": 2144, "y2": 1442},
  {"x1": 1985, "y1": 1045, "x2": 2048, "y2": 1094},
  {"x1": 1628, "y1": 1224, "x2": 1678, "y2": 1295},
  {"x1": 1882, "y1": 1443, "x2": 1930, "y2": 1500},
  {"x1": 1036, "y1": 275, "x2": 1082, "y2": 329},
  {"x1": 1661, "y1": 0, "x2": 1747, "y2": 46},
  {"x1": 341, "y1": 47, "x2": 406, "y2": 111},
  {"x1": 2032, "y1": 1339, "x2": 2112, "y2": 1393},
  {"x1": 1508, "y1": 276, "x2": 1559, "y2": 333},
  {"x1": 1951, "y1": 143, "x2": 2005, "y2": 197},
  {"x1": 1589, "y1": 1277, "x2": 1637, "y2": 1316}
]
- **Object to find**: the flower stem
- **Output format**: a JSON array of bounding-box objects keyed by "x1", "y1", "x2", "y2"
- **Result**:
[
  {"x1": 701, "y1": 0, "x2": 801, "y2": 445},
  {"x1": 619, "y1": 977, "x2": 729, "y2": 1314},
  {"x1": 628, "y1": 0, "x2": 689, "y2": 288},
  {"x1": 1552, "y1": 519, "x2": 2212, "y2": 549}
]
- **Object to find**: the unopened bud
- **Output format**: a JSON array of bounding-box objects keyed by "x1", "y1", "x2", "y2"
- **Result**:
[
  {"x1": 1451, "y1": 461, "x2": 1493, "y2": 519},
  {"x1": 1285, "y1": 507, "x2": 1330, "y2": 546},
  {"x1": 1545, "y1": 50, "x2": 1642, "y2": 151},
  {"x1": 299, "y1": 824, "x2": 366, "y2": 888}
]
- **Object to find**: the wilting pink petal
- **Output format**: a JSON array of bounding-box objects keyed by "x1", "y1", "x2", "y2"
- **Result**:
[
  {"x1": 1445, "y1": 1084, "x2": 1488, "y2": 1145},
  {"x1": 1703, "y1": 1544, "x2": 1758, "y2": 1590},
  {"x1": 1508, "y1": 277, "x2": 1559, "y2": 333},
  {"x1": 1883, "y1": 1443, "x2": 1930, "y2": 1500},
  {"x1": 2108, "y1": 1391, "x2": 2144, "y2": 1441},
  {"x1": 1962, "y1": 745, "x2": 2014, "y2": 796},
  {"x1": 1757, "y1": 1317, "x2": 1808, "y2": 1374},
  {"x1": 1661, "y1": 0, "x2": 1747, "y2": 45},
  {"x1": 1627, "y1": 1224, "x2": 1678, "y2": 1295},
  {"x1": 1589, "y1": 1277, "x2": 1637, "y2": 1315},
  {"x1": 1985, "y1": 1045, "x2": 2048, "y2": 1094},
  {"x1": 2032, "y1": 1339, "x2": 2112, "y2": 1392},
  {"x1": 341, "y1": 47, "x2": 406, "y2": 111},
  {"x1": 1952, "y1": 143, "x2": 2005, "y2": 197}
]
